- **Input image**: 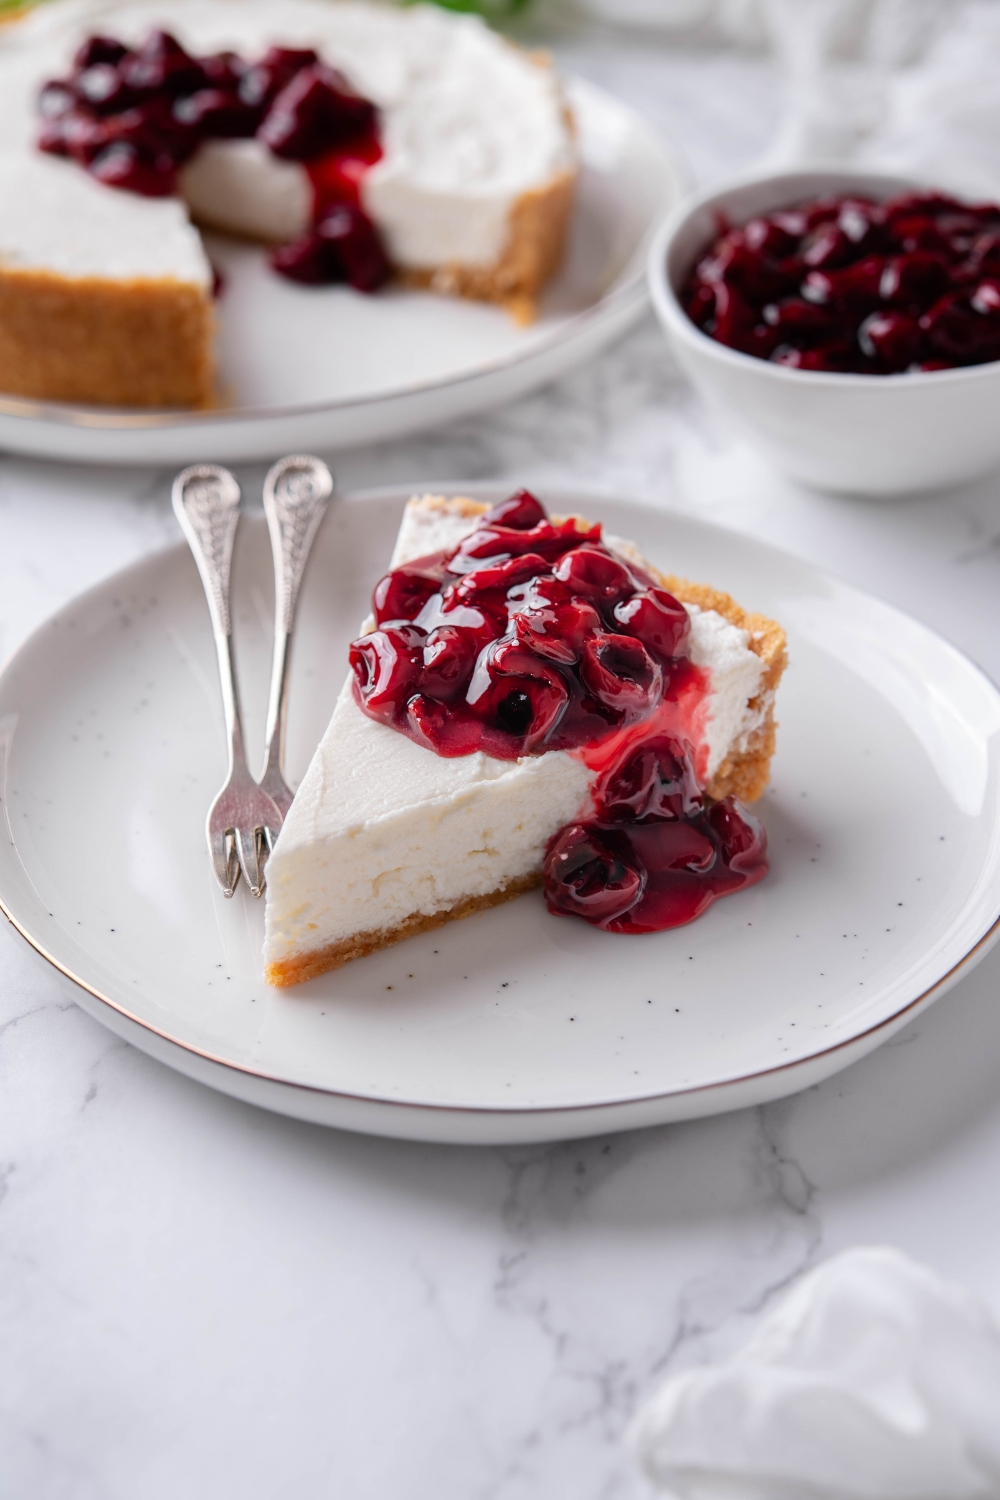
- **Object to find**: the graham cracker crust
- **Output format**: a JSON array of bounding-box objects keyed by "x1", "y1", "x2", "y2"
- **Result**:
[
  {"x1": 265, "y1": 874, "x2": 540, "y2": 987},
  {"x1": 0, "y1": 266, "x2": 215, "y2": 407}
]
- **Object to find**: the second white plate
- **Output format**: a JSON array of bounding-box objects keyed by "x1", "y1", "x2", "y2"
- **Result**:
[
  {"x1": 0, "y1": 80, "x2": 682, "y2": 466},
  {"x1": 2, "y1": 486, "x2": 999, "y2": 1143}
]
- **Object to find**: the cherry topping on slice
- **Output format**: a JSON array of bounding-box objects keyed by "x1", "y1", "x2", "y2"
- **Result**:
[
  {"x1": 483, "y1": 489, "x2": 548, "y2": 531},
  {"x1": 350, "y1": 492, "x2": 771, "y2": 932},
  {"x1": 579, "y1": 633, "x2": 662, "y2": 716},
  {"x1": 612, "y1": 587, "x2": 690, "y2": 662},
  {"x1": 349, "y1": 626, "x2": 424, "y2": 721},
  {"x1": 544, "y1": 824, "x2": 647, "y2": 923}
]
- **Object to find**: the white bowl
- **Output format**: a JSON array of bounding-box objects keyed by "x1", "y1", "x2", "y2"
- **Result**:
[{"x1": 648, "y1": 168, "x2": 1000, "y2": 496}]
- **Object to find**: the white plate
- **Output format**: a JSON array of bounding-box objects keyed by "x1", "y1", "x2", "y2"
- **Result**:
[
  {"x1": 2, "y1": 485, "x2": 1000, "y2": 1144},
  {"x1": 0, "y1": 80, "x2": 681, "y2": 467}
]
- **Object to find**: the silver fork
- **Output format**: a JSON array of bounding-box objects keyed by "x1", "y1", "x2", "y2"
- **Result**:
[
  {"x1": 172, "y1": 464, "x2": 283, "y2": 898},
  {"x1": 258, "y1": 454, "x2": 333, "y2": 816}
]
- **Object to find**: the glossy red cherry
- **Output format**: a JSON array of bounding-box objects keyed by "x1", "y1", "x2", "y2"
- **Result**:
[
  {"x1": 270, "y1": 204, "x2": 390, "y2": 292},
  {"x1": 173, "y1": 88, "x2": 257, "y2": 138},
  {"x1": 483, "y1": 490, "x2": 547, "y2": 530},
  {"x1": 119, "y1": 31, "x2": 203, "y2": 98},
  {"x1": 38, "y1": 81, "x2": 76, "y2": 120},
  {"x1": 373, "y1": 565, "x2": 443, "y2": 626},
  {"x1": 879, "y1": 252, "x2": 949, "y2": 311},
  {"x1": 553, "y1": 546, "x2": 633, "y2": 604},
  {"x1": 316, "y1": 204, "x2": 390, "y2": 291},
  {"x1": 405, "y1": 694, "x2": 484, "y2": 756},
  {"x1": 91, "y1": 140, "x2": 178, "y2": 194},
  {"x1": 258, "y1": 64, "x2": 376, "y2": 160},
  {"x1": 420, "y1": 627, "x2": 478, "y2": 702},
  {"x1": 612, "y1": 588, "x2": 689, "y2": 661},
  {"x1": 511, "y1": 598, "x2": 601, "y2": 664},
  {"x1": 74, "y1": 36, "x2": 128, "y2": 70},
  {"x1": 598, "y1": 737, "x2": 702, "y2": 822},
  {"x1": 579, "y1": 633, "x2": 662, "y2": 717},
  {"x1": 921, "y1": 283, "x2": 1000, "y2": 363},
  {"x1": 707, "y1": 799, "x2": 766, "y2": 869},
  {"x1": 452, "y1": 553, "x2": 550, "y2": 600},
  {"x1": 857, "y1": 310, "x2": 920, "y2": 370},
  {"x1": 76, "y1": 63, "x2": 134, "y2": 114},
  {"x1": 543, "y1": 824, "x2": 646, "y2": 923},
  {"x1": 466, "y1": 640, "x2": 569, "y2": 749},
  {"x1": 349, "y1": 626, "x2": 424, "y2": 722}
]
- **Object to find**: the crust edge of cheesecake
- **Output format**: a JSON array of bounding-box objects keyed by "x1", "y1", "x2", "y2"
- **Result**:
[
  {"x1": 0, "y1": 265, "x2": 215, "y2": 408},
  {"x1": 266, "y1": 874, "x2": 540, "y2": 987},
  {"x1": 262, "y1": 495, "x2": 788, "y2": 987}
]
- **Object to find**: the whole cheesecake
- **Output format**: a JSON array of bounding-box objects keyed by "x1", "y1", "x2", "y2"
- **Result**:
[
  {"x1": 0, "y1": 0, "x2": 577, "y2": 407},
  {"x1": 263, "y1": 493, "x2": 787, "y2": 985}
]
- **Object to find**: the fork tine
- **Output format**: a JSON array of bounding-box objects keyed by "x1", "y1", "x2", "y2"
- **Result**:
[
  {"x1": 210, "y1": 825, "x2": 240, "y2": 898},
  {"x1": 234, "y1": 823, "x2": 266, "y2": 899}
]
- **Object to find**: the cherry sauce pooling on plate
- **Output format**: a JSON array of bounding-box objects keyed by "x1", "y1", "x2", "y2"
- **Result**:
[
  {"x1": 349, "y1": 490, "x2": 767, "y2": 932},
  {"x1": 38, "y1": 30, "x2": 390, "y2": 292},
  {"x1": 682, "y1": 191, "x2": 1000, "y2": 373}
]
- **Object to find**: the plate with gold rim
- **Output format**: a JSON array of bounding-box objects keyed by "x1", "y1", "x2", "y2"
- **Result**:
[
  {"x1": 0, "y1": 78, "x2": 682, "y2": 467},
  {"x1": 1, "y1": 484, "x2": 999, "y2": 1143}
]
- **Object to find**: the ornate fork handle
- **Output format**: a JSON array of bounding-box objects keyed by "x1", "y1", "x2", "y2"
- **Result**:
[
  {"x1": 172, "y1": 464, "x2": 246, "y2": 769},
  {"x1": 259, "y1": 455, "x2": 334, "y2": 815},
  {"x1": 173, "y1": 463, "x2": 283, "y2": 898}
]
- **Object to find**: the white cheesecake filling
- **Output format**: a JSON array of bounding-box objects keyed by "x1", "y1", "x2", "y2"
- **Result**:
[
  {"x1": 180, "y1": 140, "x2": 311, "y2": 245},
  {"x1": 263, "y1": 498, "x2": 769, "y2": 970},
  {"x1": 0, "y1": 152, "x2": 210, "y2": 283},
  {"x1": 264, "y1": 679, "x2": 592, "y2": 964},
  {"x1": 0, "y1": 0, "x2": 575, "y2": 276}
]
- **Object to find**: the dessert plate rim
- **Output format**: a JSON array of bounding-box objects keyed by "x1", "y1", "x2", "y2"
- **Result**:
[
  {"x1": 0, "y1": 76, "x2": 682, "y2": 464},
  {"x1": 3, "y1": 484, "x2": 999, "y2": 1144}
]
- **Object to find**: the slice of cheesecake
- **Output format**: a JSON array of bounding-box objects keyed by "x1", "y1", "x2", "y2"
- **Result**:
[{"x1": 262, "y1": 494, "x2": 786, "y2": 986}]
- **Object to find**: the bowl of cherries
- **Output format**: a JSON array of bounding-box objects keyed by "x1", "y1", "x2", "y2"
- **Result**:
[{"x1": 648, "y1": 168, "x2": 1000, "y2": 495}]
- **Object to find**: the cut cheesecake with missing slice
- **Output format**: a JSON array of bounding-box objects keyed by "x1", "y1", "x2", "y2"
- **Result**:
[
  {"x1": 0, "y1": 0, "x2": 577, "y2": 406},
  {"x1": 263, "y1": 493, "x2": 786, "y2": 986}
]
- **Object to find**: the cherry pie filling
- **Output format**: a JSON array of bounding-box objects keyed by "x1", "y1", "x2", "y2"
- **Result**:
[
  {"x1": 38, "y1": 30, "x2": 390, "y2": 292},
  {"x1": 683, "y1": 191, "x2": 1000, "y2": 373},
  {"x1": 350, "y1": 491, "x2": 767, "y2": 932}
]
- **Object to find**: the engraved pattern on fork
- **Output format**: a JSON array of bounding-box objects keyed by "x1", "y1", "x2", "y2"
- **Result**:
[
  {"x1": 172, "y1": 464, "x2": 283, "y2": 898},
  {"x1": 259, "y1": 455, "x2": 334, "y2": 817}
]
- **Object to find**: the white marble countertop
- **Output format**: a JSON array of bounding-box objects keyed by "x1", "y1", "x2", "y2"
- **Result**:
[{"x1": 5, "y1": 22, "x2": 1000, "y2": 1500}]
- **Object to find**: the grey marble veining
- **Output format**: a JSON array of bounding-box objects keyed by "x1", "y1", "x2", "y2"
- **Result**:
[{"x1": 4, "y1": 22, "x2": 1000, "y2": 1500}]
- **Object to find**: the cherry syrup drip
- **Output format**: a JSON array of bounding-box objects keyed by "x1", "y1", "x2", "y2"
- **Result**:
[
  {"x1": 38, "y1": 31, "x2": 390, "y2": 292},
  {"x1": 350, "y1": 490, "x2": 768, "y2": 932},
  {"x1": 682, "y1": 192, "x2": 1000, "y2": 373}
]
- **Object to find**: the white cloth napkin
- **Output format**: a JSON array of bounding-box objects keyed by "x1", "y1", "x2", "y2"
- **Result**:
[{"x1": 629, "y1": 1246, "x2": 1000, "y2": 1500}]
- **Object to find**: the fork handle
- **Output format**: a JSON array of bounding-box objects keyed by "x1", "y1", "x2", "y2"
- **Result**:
[
  {"x1": 260, "y1": 455, "x2": 333, "y2": 804},
  {"x1": 172, "y1": 464, "x2": 248, "y2": 772}
]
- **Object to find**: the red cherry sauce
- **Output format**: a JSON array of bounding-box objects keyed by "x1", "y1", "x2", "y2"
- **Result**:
[
  {"x1": 38, "y1": 31, "x2": 389, "y2": 293},
  {"x1": 682, "y1": 192, "x2": 1000, "y2": 373},
  {"x1": 349, "y1": 490, "x2": 767, "y2": 933}
]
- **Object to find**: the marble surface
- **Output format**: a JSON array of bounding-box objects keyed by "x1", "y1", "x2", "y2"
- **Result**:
[{"x1": 5, "y1": 24, "x2": 1000, "y2": 1500}]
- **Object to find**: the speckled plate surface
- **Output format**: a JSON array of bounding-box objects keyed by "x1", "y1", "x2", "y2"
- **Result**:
[
  {"x1": 2, "y1": 485, "x2": 999, "y2": 1144},
  {"x1": 0, "y1": 79, "x2": 682, "y2": 467}
]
